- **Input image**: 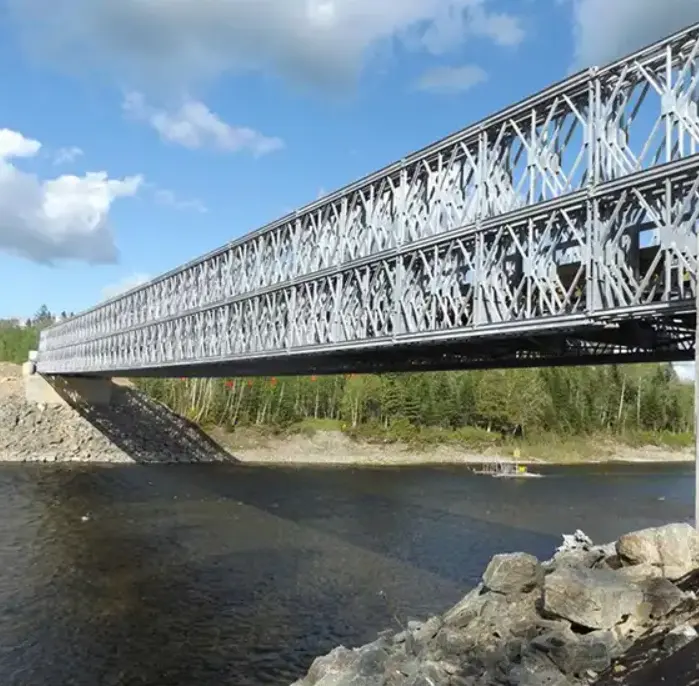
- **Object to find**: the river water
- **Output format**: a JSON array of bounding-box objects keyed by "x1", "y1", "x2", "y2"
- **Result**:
[{"x1": 0, "y1": 462, "x2": 693, "y2": 685}]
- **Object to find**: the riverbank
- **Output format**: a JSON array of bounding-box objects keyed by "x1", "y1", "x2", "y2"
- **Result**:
[
  {"x1": 292, "y1": 524, "x2": 699, "y2": 686},
  {"x1": 0, "y1": 363, "x2": 693, "y2": 465},
  {"x1": 211, "y1": 425, "x2": 693, "y2": 467}
]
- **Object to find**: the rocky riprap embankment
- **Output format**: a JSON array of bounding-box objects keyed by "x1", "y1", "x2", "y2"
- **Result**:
[
  {"x1": 0, "y1": 365, "x2": 235, "y2": 464},
  {"x1": 293, "y1": 524, "x2": 699, "y2": 686}
]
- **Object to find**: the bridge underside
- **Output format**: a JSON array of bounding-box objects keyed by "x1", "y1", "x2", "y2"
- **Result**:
[{"x1": 66, "y1": 311, "x2": 695, "y2": 379}]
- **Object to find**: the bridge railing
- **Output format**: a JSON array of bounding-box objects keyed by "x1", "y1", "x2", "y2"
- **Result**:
[{"x1": 37, "y1": 23, "x2": 699, "y2": 374}]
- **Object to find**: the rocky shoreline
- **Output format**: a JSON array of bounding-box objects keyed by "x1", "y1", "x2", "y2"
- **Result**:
[{"x1": 292, "y1": 525, "x2": 699, "y2": 686}]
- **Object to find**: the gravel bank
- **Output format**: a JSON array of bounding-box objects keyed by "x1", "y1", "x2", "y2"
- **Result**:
[{"x1": 0, "y1": 363, "x2": 237, "y2": 464}]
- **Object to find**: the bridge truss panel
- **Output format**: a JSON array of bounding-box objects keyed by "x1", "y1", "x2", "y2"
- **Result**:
[{"x1": 36, "y1": 24, "x2": 699, "y2": 376}]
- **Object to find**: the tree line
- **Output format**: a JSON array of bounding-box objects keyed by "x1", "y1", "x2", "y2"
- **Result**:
[
  {"x1": 0, "y1": 305, "x2": 72, "y2": 364},
  {"x1": 0, "y1": 306, "x2": 693, "y2": 444},
  {"x1": 134, "y1": 364, "x2": 693, "y2": 443}
]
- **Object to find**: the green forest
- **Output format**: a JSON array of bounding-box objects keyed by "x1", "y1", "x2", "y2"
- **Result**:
[
  {"x1": 1, "y1": 307, "x2": 694, "y2": 455},
  {"x1": 135, "y1": 365, "x2": 694, "y2": 451},
  {"x1": 0, "y1": 305, "x2": 54, "y2": 364}
]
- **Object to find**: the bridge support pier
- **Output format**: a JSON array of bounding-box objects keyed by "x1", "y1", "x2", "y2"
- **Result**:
[{"x1": 23, "y1": 352, "x2": 113, "y2": 407}]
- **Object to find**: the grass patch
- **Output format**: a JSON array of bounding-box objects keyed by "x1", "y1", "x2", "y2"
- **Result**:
[
  {"x1": 618, "y1": 430, "x2": 693, "y2": 450},
  {"x1": 207, "y1": 419, "x2": 693, "y2": 464},
  {"x1": 290, "y1": 417, "x2": 344, "y2": 437}
]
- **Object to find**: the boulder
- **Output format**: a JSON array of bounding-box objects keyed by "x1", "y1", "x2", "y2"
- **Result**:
[
  {"x1": 506, "y1": 652, "x2": 573, "y2": 686},
  {"x1": 406, "y1": 661, "x2": 449, "y2": 686},
  {"x1": 547, "y1": 631, "x2": 619, "y2": 676},
  {"x1": 639, "y1": 577, "x2": 686, "y2": 619},
  {"x1": 616, "y1": 523, "x2": 699, "y2": 581},
  {"x1": 443, "y1": 585, "x2": 486, "y2": 628},
  {"x1": 615, "y1": 562, "x2": 662, "y2": 582},
  {"x1": 354, "y1": 641, "x2": 390, "y2": 676},
  {"x1": 294, "y1": 642, "x2": 391, "y2": 686},
  {"x1": 483, "y1": 552, "x2": 544, "y2": 595},
  {"x1": 531, "y1": 625, "x2": 579, "y2": 657},
  {"x1": 547, "y1": 536, "x2": 615, "y2": 573},
  {"x1": 662, "y1": 624, "x2": 698, "y2": 653},
  {"x1": 410, "y1": 616, "x2": 442, "y2": 652},
  {"x1": 472, "y1": 589, "x2": 542, "y2": 643},
  {"x1": 297, "y1": 646, "x2": 357, "y2": 686},
  {"x1": 549, "y1": 548, "x2": 605, "y2": 572},
  {"x1": 543, "y1": 566, "x2": 645, "y2": 630},
  {"x1": 432, "y1": 627, "x2": 473, "y2": 660}
]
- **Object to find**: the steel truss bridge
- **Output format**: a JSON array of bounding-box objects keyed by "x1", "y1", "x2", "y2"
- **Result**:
[{"x1": 37, "y1": 23, "x2": 699, "y2": 378}]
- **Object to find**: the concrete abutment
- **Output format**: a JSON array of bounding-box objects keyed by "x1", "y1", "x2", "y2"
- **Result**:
[{"x1": 23, "y1": 352, "x2": 113, "y2": 407}]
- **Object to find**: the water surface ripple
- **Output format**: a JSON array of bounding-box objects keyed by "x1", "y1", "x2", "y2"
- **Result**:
[{"x1": 0, "y1": 462, "x2": 692, "y2": 685}]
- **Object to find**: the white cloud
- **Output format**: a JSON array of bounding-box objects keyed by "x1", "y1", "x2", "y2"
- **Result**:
[
  {"x1": 471, "y1": 8, "x2": 525, "y2": 47},
  {"x1": 9, "y1": 0, "x2": 525, "y2": 90},
  {"x1": 123, "y1": 93, "x2": 284, "y2": 156},
  {"x1": 0, "y1": 128, "x2": 142, "y2": 264},
  {"x1": 153, "y1": 188, "x2": 207, "y2": 213},
  {"x1": 53, "y1": 146, "x2": 84, "y2": 165},
  {"x1": 570, "y1": 0, "x2": 699, "y2": 67},
  {"x1": 0, "y1": 129, "x2": 41, "y2": 159},
  {"x1": 415, "y1": 64, "x2": 488, "y2": 93},
  {"x1": 102, "y1": 273, "x2": 151, "y2": 300},
  {"x1": 422, "y1": 3, "x2": 524, "y2": 54}
]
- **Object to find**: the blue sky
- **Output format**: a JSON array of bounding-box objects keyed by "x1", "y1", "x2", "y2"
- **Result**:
[{"x1": 1, "y1": 0, "x2": 699, "y2": 321}]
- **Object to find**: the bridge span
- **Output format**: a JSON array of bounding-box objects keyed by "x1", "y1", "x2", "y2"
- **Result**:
[{"x1": 36, "y1": 23, "x2": 699, "y2": 379}]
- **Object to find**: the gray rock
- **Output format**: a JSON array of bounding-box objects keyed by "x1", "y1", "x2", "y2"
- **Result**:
[
  {"x1": 549, "y1": 548, "x2": 604, "y2": 572},
  {"x1": 543, "y1": 566, "x2": 645, "y2": 630},
  {"x1": 483, "y1": 553, "x2": 543, "y2": 595},
  {"x1": 639, "y1": 577, "x2": 686, "y2": 619},
  {"x1": 448, "y1": 589, "x2": 542, "y2": 653},
  {"x1": 354, "y1": 641, "x2": 390, "y2": 676},
  {"x1": 407, "y1": 660, "x2": 449, "y2": 685},
  {"x1": 411, "y1": 616, "x2": 443, "y2": 651},
  {"x1": 433, "y1": 627, "x2": 472, "y2": 659},
  {"x1": 392, "y1": 630, "x2": 408, "y2": 645},
  {"x1": 382, "y1": 655, "x2": 420, "y2": 685},
  {"x1": 506, "y1": 652, "x2": 572, "y2": 686},
  {"x1": 615, "y1": 562, "x2": 662, "y2": 581},
  {"x1": 531, "y1": 625, "x2": 578, "y2": 655},
  {"x1": 443, "y1": 585, "x2": 486, "y2": 628},
  {"x1": 548, "y1": 632, "x2": 615, "y2": 676},
  {"x1": 481, "y1": 590, "x2": 542, "y2": 640},
  {"x1": 302, "y1": 646, "x2": 357, "y2": 686},
  {"x1": 617, "y1": 523, "x2": 699, "y2": 581},
  {"x1": 662, "y1": 624, "x2": 698, "y2": 653},
  {"x1": 557, "y1": 530, "x2": 594, "y2": 553},
  {"x1": 405, "y1": 676, "x2": 437, "y2": 686}
]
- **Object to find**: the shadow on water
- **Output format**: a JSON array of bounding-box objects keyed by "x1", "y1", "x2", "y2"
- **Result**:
[
  {"x1": 5, "y1": 468, "x2": 474, "y2": 686},
  {"x1": 51, "y1": 380, "x2": 240, "y2": 465},
  {"x1": 164, "y1": 465, "x2": 564, "y2": 586},
  {"x1": 4, "y1": 469, "x2": 360, "y2": 685}
]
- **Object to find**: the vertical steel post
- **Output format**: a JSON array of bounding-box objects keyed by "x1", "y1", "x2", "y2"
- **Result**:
[{"x1": 696, "y1": 233, "x2": 699, "y2": 528}]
